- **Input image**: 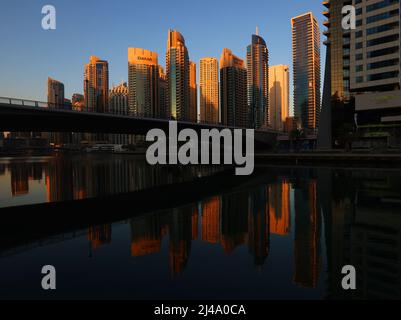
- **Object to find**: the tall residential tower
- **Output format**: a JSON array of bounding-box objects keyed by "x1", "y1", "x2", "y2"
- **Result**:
[
  {"x1": 268, "y1": 65, "x2": 290, "y2": 131},
  {"x1": 220, "y1": 48, "x2": 248, "y2": 127},
  {"x1": 200, "y1": 57, "x2": 219, "y2": 124},
  {"x1": 84, "y1": 56, "x2": 109, "y2": 113},
  {"x1": 292, "y1": 13, "x2": 321, "y2": 133},
  {"x1": 166, "y1": 30, "x2": 190, "y2": 121}
]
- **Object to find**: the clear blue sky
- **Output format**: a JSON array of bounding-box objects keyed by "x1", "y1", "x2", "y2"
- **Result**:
[{"x1": 0, "y1": 0, "x2": 326, "y2": 110}]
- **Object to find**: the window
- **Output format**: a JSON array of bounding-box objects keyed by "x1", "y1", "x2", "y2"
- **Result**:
[
  {"x1": 356, "y1": 31, "x2": 363, "y2": 38},
  {"x1": 356, "y1": 53, "x2": 363, "y2": 60},
  {"x1": 367, "y1": 22, "x2": 399, "y2": 35},
  {"x1": 356, "y1": 65, "x2": 363, "y2": 72},
  {"x1": 367, "y1": 34, "x2": 399, "y2": 47},
  {"x1": 367, "y1": 46, "x2": 399, "y2": 58},
  {"x1": 356, "y1": 42, "x2": 363, "y2": 49},
  {"x1": 356, "y1": 76, "x2": 364, "y2": 83},
  {"x1": 367, "y1": 0, "x2": 399, "y2": 13},
  {"x1": 366, "y1": 9, "x2": 399, "y2": 24},
  {"x1": 367, "y1": 59, "x2": 399, "y2": 70},
  {"x1": 368, "y1": 71, "x2": 399, "y2": 81}
]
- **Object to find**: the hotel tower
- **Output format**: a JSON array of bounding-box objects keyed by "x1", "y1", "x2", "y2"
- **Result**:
[
  {"x1": 292, "y1": 13, "x2": 321, "y2": 133},
  {"x1": 200, "y1": 57, "x2": 219, "y2": 124},
  {"x1": 128, "y1": 48, "x2": 159, "y2": 118},
  {"x1": 166, "y1": 29, "x2": 191, "y2": 121}
]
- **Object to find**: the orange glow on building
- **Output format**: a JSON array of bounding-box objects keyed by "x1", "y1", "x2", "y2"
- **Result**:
[
  {"x1": 294, "y1": 180, "x2": 321, "y2": 288},
  {"x1": 131, "y1": 238, "x2": 161, "y2": 257},
  {"x1": 269, "y1": 181, "x2": 291, "y2": 236},
  {"x1": 192, "y1": 207, "x2": 199, "y2": 240},
  {"x1": 88, "y1": 224, "x2": 112, "y2": 251},
  {"x1": 169, "y1": 240, "x2": 190, "y2": 277},
  {"x1": 201, "y1": 196, "x2": 221, "y2": 244}
]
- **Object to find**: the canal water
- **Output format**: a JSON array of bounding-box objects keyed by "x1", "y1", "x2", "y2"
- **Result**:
[{"x1": 0, "y1": 155, "x2": 400, "y2": 299}]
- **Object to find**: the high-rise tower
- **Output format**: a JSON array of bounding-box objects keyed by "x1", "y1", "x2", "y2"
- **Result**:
[
  {"x1": 189, "y1": 61, "x2": 198, "y2": 122},
  {"x1": 247, "y1": 32, "x2": 269, "y2": 129},
  {"x1": 292, "y1": 13, "x2": 321, "y2": 133},
  {"x1": 128, "y1": 48, "x2": 159, "y2": 118},
  {"x1": 220, "y1": 48, "x2": 248, "y2": 128},
  {"x1": 269, "y1": 65, "x2": 290, "y2": 131},
  {"x1": 166, "y1": 30, "x2": 190, "y2": 121},
  {"x1": 200, "y1": 57, "x2": 219, "y2": 124},
  {"x1": 84, "y1": 56, "x2": 109, "y2": 113}
]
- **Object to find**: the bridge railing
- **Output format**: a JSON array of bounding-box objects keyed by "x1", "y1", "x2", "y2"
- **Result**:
[{"x1": 0, "y1": 97, "x2": 64, "y2": 109}]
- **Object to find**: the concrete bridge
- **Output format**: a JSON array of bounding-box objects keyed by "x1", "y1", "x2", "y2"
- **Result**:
[{"x1": 0, "y1": 97, "x2": 279, "y2": 147}]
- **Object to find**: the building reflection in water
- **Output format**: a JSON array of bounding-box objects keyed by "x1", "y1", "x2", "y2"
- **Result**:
[
  {"x1": 125, "y1": 182, "x2": 293, "y2": 277},
  {"x1": 294, "y1": 179, "x2": 321, "y2": 288},
  {"x1": 88, "y1": 224, "x2": 112, "y2": 253},
  {"x1": 1, "y1": 155, "x2": 222, "y2": 203},
  {"x1": 2, "y1": 159, "x2": 401, "y2": 298}
]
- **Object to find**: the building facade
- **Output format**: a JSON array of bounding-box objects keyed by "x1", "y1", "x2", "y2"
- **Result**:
[
  {"x1": 47, "y1": 78, "x2": 65, "y2": 109},
  {"x1": 189, "y1": 62, "x2": 198, "y2": 122},
  {"x1": 166, "y1": 30, "x2": 190, "y2": 121},
  {"x1": 292, "y1": 13, "x2": 321, "y2": 133},
  {"x1": 220, "y1": 48, "x2": 248, "y2": 128},
  {"x1": 84, "y1": 56, "x2": 109, "y2": 114},
  {"x1": 200, "y1": 57, "x2": 219, "y2": 124},
  {"x1": 247, "y1": 32, "x2": 269, "y2": 129},
  {"x1": 128, "y1": 48, "x2": 159, "y2": 118},
  {"x1": 158, "y1": 65, "x2": 169, "y2": 119},
  {"x1": 268, "y1": 65, "x2": 290, "y2": 131},
  {"x1": 109, "y1": 82, "x2": 129, "y2": 145}
]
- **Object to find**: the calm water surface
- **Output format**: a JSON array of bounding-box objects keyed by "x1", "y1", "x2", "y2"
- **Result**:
[{"x1": 0, "y1": 155, "x2": 400, "y2": 299}]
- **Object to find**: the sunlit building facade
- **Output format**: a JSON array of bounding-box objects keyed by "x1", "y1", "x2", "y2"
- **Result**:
[
  {"x1": 128, "y1": 48, "x2": 159, "y2": 118},
  {"x1": 268, "y1": 65, "x2": 290, "y2": 131},
  {"x1": 84, "y1": 56, "x2": 109, "y2": 113},
  {"x1": 292, "y1": 13, "x2": 321, "y2": 133},
  {"x1": 166, "y1": 30, "x2": 190, "y2": 121},
  {"x1": 109, "y1": 82, "x2": 129, "y2": 145},
  {"x1": 220, "y1": 48, "x2": 248, "y2": 127},
  {"x1": 200, "y1": 58, "x2": 219, "y2": 124},
  {"x1": 189, "y1": 61, "x2": 198, "y2": 122}
]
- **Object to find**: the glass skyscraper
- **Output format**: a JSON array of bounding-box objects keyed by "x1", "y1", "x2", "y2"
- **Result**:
[
  {"x1": 247, "y1": 32, "x2": 269, "y2": 129},
  {"x1": 292, "y1": 13, "x2": 321, "y2": 133}
]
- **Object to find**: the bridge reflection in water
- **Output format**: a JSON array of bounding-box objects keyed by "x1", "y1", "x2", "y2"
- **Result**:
[{"x1": 0, "y1": 157, "x2": 401, "y2": 299}]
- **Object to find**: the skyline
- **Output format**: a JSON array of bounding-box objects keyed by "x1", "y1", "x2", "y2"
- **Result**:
[{"x1": 0, "y1": 0, "x2": 326, "y2": 111}]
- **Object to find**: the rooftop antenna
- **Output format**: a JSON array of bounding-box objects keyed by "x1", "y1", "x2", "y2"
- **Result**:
[{"x1": 256, "y1": 26, "x2": 259, "y2": 36}]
